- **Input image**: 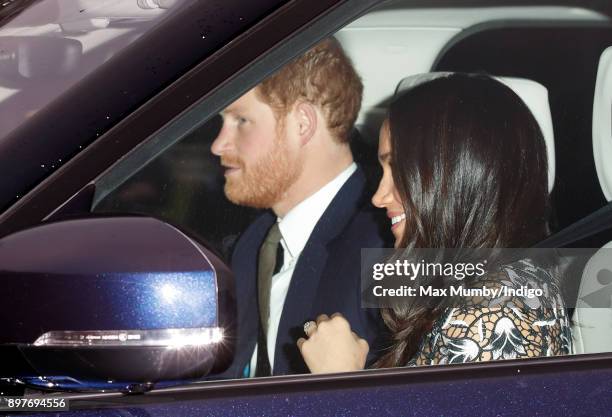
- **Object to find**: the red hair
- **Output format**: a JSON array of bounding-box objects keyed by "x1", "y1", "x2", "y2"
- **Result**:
[{"x1": 256, "y1": 38, "x2": 362, "y2": 142}]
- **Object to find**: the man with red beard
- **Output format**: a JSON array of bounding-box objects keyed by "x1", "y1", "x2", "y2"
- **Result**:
[{"x1": 211, "y1": 38, "x2": 390, "y2": 377}]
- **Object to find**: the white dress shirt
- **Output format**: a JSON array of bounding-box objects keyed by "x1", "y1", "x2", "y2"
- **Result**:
[{"x1": 249, "y1": 162, "x2": 357, "y2": 376}]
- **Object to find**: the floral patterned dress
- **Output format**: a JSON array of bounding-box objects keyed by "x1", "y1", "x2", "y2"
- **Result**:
[{"x1": 412, "y1": 260, "x2": 573, "y2": 365}]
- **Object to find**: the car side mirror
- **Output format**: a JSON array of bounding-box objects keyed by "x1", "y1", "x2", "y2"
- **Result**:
[{"x1": 0, "y1": 215, "x2": 235, "y2": 392}]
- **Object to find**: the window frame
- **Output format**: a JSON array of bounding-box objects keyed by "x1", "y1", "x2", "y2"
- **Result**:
[{"x1": 19, "y1": 352, "x2": 612, "y2": 411}]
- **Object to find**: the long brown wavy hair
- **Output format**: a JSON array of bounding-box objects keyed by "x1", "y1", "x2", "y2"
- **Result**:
[{"x1": 376, "y1": 73, "x2": 550, "y2": 368}]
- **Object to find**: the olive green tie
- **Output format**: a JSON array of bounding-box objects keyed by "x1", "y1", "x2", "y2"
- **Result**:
[
  {"x1": 256, "y1": 222, "x2": 282, "y2": 376},
  {"x1": 258, "y1": 222, "x2": 282, "y2": 332}
]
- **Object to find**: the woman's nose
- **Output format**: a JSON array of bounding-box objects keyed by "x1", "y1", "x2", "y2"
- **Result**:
[{"x1": 372, "y1": 177, "x2": 392, "y2": 208}]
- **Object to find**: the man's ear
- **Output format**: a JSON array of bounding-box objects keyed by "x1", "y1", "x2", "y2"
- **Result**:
[{"x1": 294, "y1": 101, "x2": 318, "y2": 147}]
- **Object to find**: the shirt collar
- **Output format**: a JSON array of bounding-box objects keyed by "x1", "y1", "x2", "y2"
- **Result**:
[{"x1": 277, "y1": 163, "x2": 357, "y2": 259}]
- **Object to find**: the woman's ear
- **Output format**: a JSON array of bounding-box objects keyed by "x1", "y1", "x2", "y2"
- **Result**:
[{"x1": 294, "y1": 101, "x2": 318, "y2": 147}]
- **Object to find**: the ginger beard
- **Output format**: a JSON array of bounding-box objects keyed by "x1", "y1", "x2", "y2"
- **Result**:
[{"x1": 221, "y1": 131, "x2": 302, "y2": 208}]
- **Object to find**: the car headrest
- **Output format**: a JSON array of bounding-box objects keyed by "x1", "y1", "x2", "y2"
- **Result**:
[
  {"x1": 593, "y1": 46, "x2": 612, "y2": 202},
  {"x1": 396, "y1": 72, "x2": 556, "y2": 193}
]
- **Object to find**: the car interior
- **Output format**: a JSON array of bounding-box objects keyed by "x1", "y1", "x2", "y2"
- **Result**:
[{"x1": 87, "y1": 2, "x2": 612, "y2": 366}]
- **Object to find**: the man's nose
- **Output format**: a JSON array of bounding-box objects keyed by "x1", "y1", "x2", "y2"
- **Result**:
[{"x1": 211, "y1": 123, "x2": 231, "y2": 156}]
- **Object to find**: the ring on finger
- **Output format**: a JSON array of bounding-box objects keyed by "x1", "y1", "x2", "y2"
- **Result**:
[{"x1": 303, "y1": 320, "x2": 317, "y2": 337}]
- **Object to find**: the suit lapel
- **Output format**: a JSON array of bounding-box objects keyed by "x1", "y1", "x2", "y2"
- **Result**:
[{"x1": 273, "y1": 168, "x2": 368, "y2": 374}]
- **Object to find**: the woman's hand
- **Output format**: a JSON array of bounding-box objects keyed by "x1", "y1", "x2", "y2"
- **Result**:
[{"x1": 297, "y1": 313, "x2": 369, "y2": 374}]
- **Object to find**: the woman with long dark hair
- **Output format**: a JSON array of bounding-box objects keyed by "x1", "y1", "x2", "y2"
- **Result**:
[{"x1": 297, "y1": 73, "x2": 572, "y2": 372}]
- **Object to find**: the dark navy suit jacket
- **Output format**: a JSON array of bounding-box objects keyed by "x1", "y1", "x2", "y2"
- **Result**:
[{"x1": 224, "y1": 166, "x2": 390, "y2": 377}]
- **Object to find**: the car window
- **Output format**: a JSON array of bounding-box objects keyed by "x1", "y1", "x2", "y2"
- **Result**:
[
  {"x1": 0, "y1": 0, "x2": 184, "y2": 140},
  {"x1": 0, "y1": 0, "x2": 288, "y2": 214}
]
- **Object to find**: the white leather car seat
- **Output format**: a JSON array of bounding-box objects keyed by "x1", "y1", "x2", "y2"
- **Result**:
[
  {"x1": 572, "y1": 46, "x2": 612, "y2": 354},
  {"x1": 396, "y1": 72, "x2": 556, "y2": 193}
]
